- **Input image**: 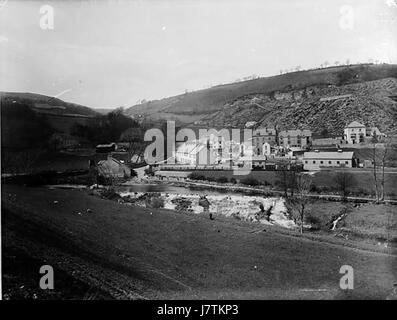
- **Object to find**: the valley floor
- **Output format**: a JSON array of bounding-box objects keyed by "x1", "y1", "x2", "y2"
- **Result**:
[{"x1": 2, "y1": 184, "x2": 397, "y2": 299}]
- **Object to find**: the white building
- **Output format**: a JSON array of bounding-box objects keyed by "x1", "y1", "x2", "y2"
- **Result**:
[
  {"x1": 343, "y1": 121, "x2": 366, "y2": 144},
  {"x1": 174, "y1": 140, "x2": 217, "y2": 166},
  {"x1": 343, "y1": 121, "x2": 385, "y2": 144},
  {"x1": 302, "y1": 151, "x2": 355, "y2": 170}
]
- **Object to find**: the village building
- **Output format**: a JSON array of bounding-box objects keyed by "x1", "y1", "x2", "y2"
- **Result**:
[
  {"x1": 343, "y1": 121, "x2": 366, "y2": 144},
  {"x1": 262, "y1": 141, "x2": 277, "y2": 156},
  {"x1": 343, "y1": 121, "x2": 384, "y2": 144},
  {"x1": 97, "y1": 155, "x2": 132, "y2": 178},
  {"x1": 278, "y1": 129, "x2": 312, "y2": 149},
  {"x1": 252, "y1": 127, "x2": 277, "y2": 155},
  {"x1": 174, "y1": 140, "x2": 217, "y2": 166},
  {"x1": 302, "y1": 150, "x2": 356, "y2": 170}
]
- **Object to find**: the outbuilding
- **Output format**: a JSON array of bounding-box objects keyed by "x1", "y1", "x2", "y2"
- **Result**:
[{"x1": 302, "y1": 150, "x2": 356, "y2": 170}]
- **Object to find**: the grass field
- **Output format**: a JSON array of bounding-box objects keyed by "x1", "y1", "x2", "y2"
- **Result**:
[
  {"x1": 192, "y1": 169, "x2": 397, "y2": 198},
  {"x1": 2, "y1": 184, "x2": 397, "y2": 299}
]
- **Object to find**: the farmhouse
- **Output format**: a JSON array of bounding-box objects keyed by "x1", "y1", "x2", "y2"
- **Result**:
[
  {"x1": 97, "y1": 155, "x2": 131, "y2": 178},
  {"x1": 302, "y1": 150, "x2": 355, "y2": 170}
]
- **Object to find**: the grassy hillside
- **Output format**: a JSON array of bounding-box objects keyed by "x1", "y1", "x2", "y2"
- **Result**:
[
  {"x1": 1, "y1": 92, "x2": 101, "y2": 148},
  {"x1": 0, "y1": 92, "x2": 99, "y2": 117},
  {"x1": 124, "y1": 64, "x2": 397, "y2": 131},
  {"x1": 3, "y1": 184, "x2": 397, "y2": 299}
]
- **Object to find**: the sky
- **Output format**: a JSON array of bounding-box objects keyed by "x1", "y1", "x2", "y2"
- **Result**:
[{"x1": 0, "y1": 0, "x2": 396, "y2": 109}]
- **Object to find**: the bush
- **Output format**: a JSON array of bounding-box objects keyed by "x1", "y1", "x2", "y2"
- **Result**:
[
  {"x1": 305, "y1": 214, "x2": 321, "y2": 228},
  {"x1": 240, "y1": 177, "x2": 260, "y2": 186},
  {"x1": 309, "y1": 183, "x2": 318, "y2": 193},
  {"x1": 230, "y1": 177, "x2": 237, "y2": 184},
  {"x1": 262, "y1": 180, "x2": 272, "y2": 187},
  {"x1": 188, "y1": 172, "x2": 205, "y2": 180},
  {"x1": 216, "y1": 176, "x2": 228, "y2": 183},
  {"x1": 144, "y1": 167, "x2": 154, "y2": 176}
]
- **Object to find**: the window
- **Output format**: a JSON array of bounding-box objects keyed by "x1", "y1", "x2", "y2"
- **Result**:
[
  {"x1": 329, "y1": 161, "x2": 331, "y2": 164},
  {"x1": 313, "y1": 161, "x2": 316, "y2": 164},
  {"x1": 345, "y1": 161, "x2": 348, "y2": 164},
  {"x1": 320, "y1": 161, "x2": 323, "y2": 164},
  {"x1": 305, "y1": 161, "x2": 308, "y2": 164},
  {"x1": 337, "y1": 161, "x2": 340, "y2": 164}
]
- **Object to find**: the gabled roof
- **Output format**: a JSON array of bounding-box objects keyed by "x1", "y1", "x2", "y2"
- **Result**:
[
  {"x1": 176, "y1": 141, "x2": 206, "y2": 155},
  {"x1": 303, "y1": 151, "x2": 354, "y2": 160},
  {"x1": 279, "y1": 129, "x2": 312, "y2": 137},
  {"x1": 346, "y1": 121, "x2": 365, "y2": 128},
  {"x1": 253, "y1": 127, "x2": 276, "y2": 136}
]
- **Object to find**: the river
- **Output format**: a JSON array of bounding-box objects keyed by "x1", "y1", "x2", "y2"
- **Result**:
[{"x1": 116, "y1": 183, "x2": 296, "y2": 229}]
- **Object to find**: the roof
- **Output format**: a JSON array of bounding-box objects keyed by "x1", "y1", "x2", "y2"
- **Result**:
[
  {"x1": 98, "y1": 158, "x2": 121, "y2": 166},
  {"x1": 253, "y1": 127, "x2": 276, "y2": 136},
  {"x1": 96, "y1": 143, "x2": 116, "y2": 148},
  {"x1": 176, "y1": 141, "x2": 206, "y2": 155},
  {"x1": 346, "y1": 121, "x2": 365, "y2": 128},
  {"x1": 303, "y1": 151, "x2": 354, "y2": 160},
  {"x1": 279, "y1": 129, "x2": 312, "y2": 137}
]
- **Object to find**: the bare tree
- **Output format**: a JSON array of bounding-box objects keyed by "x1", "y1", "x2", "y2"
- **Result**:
[
  {"x1": 285, "y1": 173, "x2": 312, "y2": 233},
  {"x1": 334, "y1": 171, "x2": 356, "y2": 202},
  {"x1": 371, "y1": 136, "x2": 393, "y2": 202},
  {"x1": 276, "y1": 160, "x2": 296, "y2": 198}
]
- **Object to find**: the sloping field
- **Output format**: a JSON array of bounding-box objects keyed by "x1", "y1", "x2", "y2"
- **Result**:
[{"x1": 2, "y1": 185, "x2": 396, "y2": 299}]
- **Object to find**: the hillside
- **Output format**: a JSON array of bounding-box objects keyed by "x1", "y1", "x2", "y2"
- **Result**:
[
  {"x1": 1, "y1": 92, "x2": 101, "y2": 148},
  {"x1": 124, "y1": 64, "x2": 397, "y2": 134},
  {"x1": 0, "y1": 92, "x2": 99, "y2": 117},
  {"x1": 3, "y1": 184, "x2": 397, "y2": 299},
  {"x1": 205, "y1": 77, "x2": 397, "y2": 135}
]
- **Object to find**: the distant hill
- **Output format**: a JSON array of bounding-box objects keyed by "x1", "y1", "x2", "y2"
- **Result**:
[
  {"x1": 1, "y1": 92, "x2": 100, "y2": 148},
  {"x1": 124, "y1": 64, "x2": 397, "y2": 134}
]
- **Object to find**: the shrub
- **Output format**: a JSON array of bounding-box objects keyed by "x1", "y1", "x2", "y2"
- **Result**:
[
  {"x1": 309, "y1": 183, "x2": 318, "y2": 193},
  {"x1": 240, "y1": 177, "x2": 260, "y2": 186},
  {"x1": 230, "y1": 177, "x2": 237, "y2": 184},
  {"x1": 262, "y1": 180, "x2": 272, "y2": 187},
  {"x1": 130, "y1": 169, "x2": 137, "y2": 177},
  {"x1": 188, "y1": 172, "x2": 205, "y2": 180},
  {"x1": 306, "y1": 214, "x2": 321, "y2": 228},
  {"x1": 144, "y1": 167, "x2": 154, "y2": 176},
  {"x1": 216, "y1": 176, "x2": 228, "y2": 183}
]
